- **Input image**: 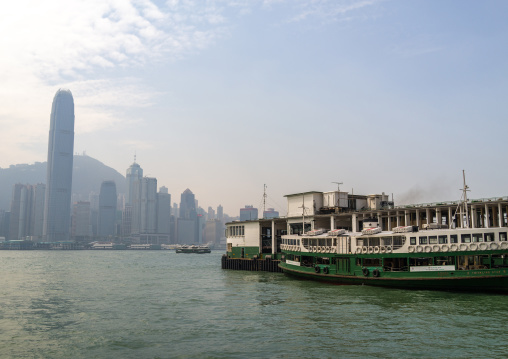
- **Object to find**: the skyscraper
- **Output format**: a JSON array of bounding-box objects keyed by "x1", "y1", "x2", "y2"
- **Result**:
[
  {"x1": 157, "y1": 186, "x2": 171, "y2": 235},
  {"x1": 177, "y1": 189, "x2": 198, "y2": 244},
  {"x1": 240, "y1": 205, "x2": 258, "y2": 221},
  {"x1": 43, "y1": 89, "x2": 75, "y2": 242},
  {"x1": 98, "y1": 181, "x2": 117, "y2": 238},
  {"x1": 126, "y1": 159, "x2": 143, "y2": 235},
  {"x1": 72, "y1": 201, "x2": 91, "y2": 241},
  {"x1": 126, "y1": 159, "x2": 143, "y2": 205},
  {"x1": 139, "y1": 177, "x2": 157, "y2": 234}
]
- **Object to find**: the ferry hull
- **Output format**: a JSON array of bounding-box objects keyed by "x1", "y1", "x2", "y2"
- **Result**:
[{"x1": 280, "y1": 264, "x2": 508, "y2": 293}]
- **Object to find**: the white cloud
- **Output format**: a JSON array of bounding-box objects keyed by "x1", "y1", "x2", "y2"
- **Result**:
[{"x1": 0, "y1": 0, "x2": 381, "y2": 167}]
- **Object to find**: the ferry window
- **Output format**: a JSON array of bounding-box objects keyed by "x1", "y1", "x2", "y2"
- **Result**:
[
  {"x1": 429, "y1": 236, "x2": 438, "y2": 244},
  {"x1": 438, "y1": 235, "x2": 448, "y2": 244},
  {"x1": 435, "y1": 256, "x2": 455, "y2": 265},
  {"x1": 450, "y1": 235, "x2": 458, "y2": 243},
  {"x1": 472, "y1": 233, "x2": 483, "y2": 242},
  {"x1": 356, "y1": 258, "x2": 362, "y2": 266},
  {"x1": 381, "y1": 237, "x2": 391, "y2": 246},
  {"x1": 393, "y1": 236, "x2": 404, "y2": 249},
  {"x1": 369, "y1": 237, "x2": 380, "y2": 247},
  {"x1": 363, "y1": 258, "x2": 381, "y2": 267},
  {"x1": 461, "y1": 234, "x2": 471, "y2": 243},
  {"x1": 316, "y1": 257, "x2": 330, "y2": 265},
  {"x1": 410, "y1": 237, "x2": 416, "y2": 245},
  {"x1": 500, "y1": 232, "x2": 507, "y2": 241},
  {"x1": 485, "y1": 233, "x2": 495, "y2": 242},
  {"x1": 241, "y1": 226, "x2": 245, "y2": 236},
  {"x1": 419, "y1": 236, "x2": 428, "y2": 245},
  {"x1": 357, "y1": 239, "x2": 364, "y2": 247},
  {"x1": 409, "y1": 257, "x2": 433, "y2": 266}
]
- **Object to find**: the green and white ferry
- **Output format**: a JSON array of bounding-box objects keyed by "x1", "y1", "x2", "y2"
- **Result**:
[
  {"x1": 279, "y1": 222, "x2": 508, "y2": 292},
  {"x1": 226, "y1": 175, "x2": 508, "y2": 292}
]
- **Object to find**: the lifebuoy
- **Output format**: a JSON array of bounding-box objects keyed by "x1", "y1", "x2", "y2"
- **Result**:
[
  {"x1": 362, "y1": 267, "x2": 369, "y2": 276},
  {"x1": 424, "y1": 246, "x2": 432, "y2": 253},
  {"x1": 380, "y1": 246, "x2": 386, "y2": 253},
  {"x1": 323, "y1": 266, "x2": 329, "y2": 274},
  {"x1": 408, "y1": 246, "x2": 415, "y2": 253},
  {"x1": 500, "y1": 242, "x2": 508, "y2": 249},
  {"x1": 469, "y1": 243, "x2": 478, "y2": 251},
  {"x1": 490, "y1": 242, "x2": 499, "y2": 250},
  {"x1": 361, "y1": 247, "x2": 368, "y2": 254},
  {"x1": 450, "y1": 244, "x2": 458, "y2": 252},
  {"x1": 432, "y1": 245, "x2": 440, "y2": 252},
  {"x1": 373, "y1": 246, "x2": 380, "y2": 254},
  {"x1": 479, "y1": 243, "x2": 488, "y2": 251},
  {"x1": 416, "y1": 245, "x2": 423, "y2": 253},
  {"x1": 442, "y1": 245, "x2": 449, "y2": 252},
  {"x1": 356, "y1": 248, "x2": 362, "y2": 254},
  {"x1": 315, "y1": 266, "x2": 320, "y2": 273},
  {"x1": 368, "y1": 247, "x2": 374, "y2": 254},
  {"x1": 386, "y1": 245, "x2": 392, "y2": 253},
  {"x1": 373, "y1": 269, "x2": 380, "y2": 277},
  {"x1": 459, "y1": 244, "x2": 468, "y2": 251}
]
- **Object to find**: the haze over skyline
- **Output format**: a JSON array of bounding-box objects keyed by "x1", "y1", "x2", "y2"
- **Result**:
[{"x1": 1, "y1": 0, "x2": 507, "y2": 215}]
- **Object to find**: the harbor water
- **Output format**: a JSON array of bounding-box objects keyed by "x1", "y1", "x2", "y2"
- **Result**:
[{"x1": 1, "y1": 250, "x2": 507, "y2": 358}]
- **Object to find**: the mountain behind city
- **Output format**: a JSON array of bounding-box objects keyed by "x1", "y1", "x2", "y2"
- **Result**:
[{"x1": 0, "y1": 155, "x2": 126, "y2": 210}]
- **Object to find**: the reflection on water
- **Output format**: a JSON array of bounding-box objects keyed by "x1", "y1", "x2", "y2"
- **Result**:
[{"x1": 0, "y1": 251, "x2": 507, "y2": 358}]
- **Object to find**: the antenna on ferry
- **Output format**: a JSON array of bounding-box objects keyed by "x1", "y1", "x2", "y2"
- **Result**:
[
  {"x1": 263, "y1": 184, "x2": 267, "y2": 218},
  {"x1": 298, "y1": 194, "x2": 308, "y2": 235},
  {"x1": 332, "y1": 181, "x2": 343, "y2": 192},
  {"x1": 332, "y1": 182, "x2": 343, "y2": 207},
  {"x1": 462, "y1": 170, "x2": 470, "y2": 228},
  {"x1": 452, "y1": 170, "x2": 471, "y2": 228}
]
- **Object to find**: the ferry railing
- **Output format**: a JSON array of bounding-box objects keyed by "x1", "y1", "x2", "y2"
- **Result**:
[{"x1": 394, "y1": 196, "x2": 508, "y2": 209}]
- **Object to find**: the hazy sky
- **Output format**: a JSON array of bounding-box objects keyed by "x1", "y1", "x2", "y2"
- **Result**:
[{"x1": 1, "y1": 0, "x2": 507, "y2": 216}]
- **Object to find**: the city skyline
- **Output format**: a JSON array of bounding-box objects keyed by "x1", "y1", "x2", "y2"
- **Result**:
[{"x1": 2, "y1": 1, "x2": 508, "y2": 215}]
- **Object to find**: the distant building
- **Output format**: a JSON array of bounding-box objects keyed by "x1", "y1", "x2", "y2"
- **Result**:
[
  {"x1": 126, "y1": 159, "x2": 143, "y2": 205},
  {"x1": 204, "y1": 219, "x2": 223, "y2": 246},
  {"x1": 177, "y1": 189, "x2": 199, "y2": 244},
  {"x1": 31, "y1": 184, "x2": 45, "y2": 237},
  {"x1": 139, "y1": 177, "x2": 157, "y2": 234},
  {"x1": 122, "y1": 205, "x2": 132, "y2": 236},
  {"x1": 98, "y1": 181, "x2": 117, "y2": 238},
  {"x1": 240, "y1": 205, "x2": 258, "y2": 221},
  {"x1": 208, "y1": 206, "x2": 215, "y2": 220},
  {"x1": 263, "y1": 208, "x2": 279, "y2": 219},
  {"x1": 89, "y1": 191, "x2": 99, "y2": 237},
  {"x1": 8, "y1": 183, "x2": 45, "y2": 241},
  {"x1": 157, "y1": 187, "x2": 171, "y2": 235},
  {"x1": 179, "y1": 189, "x2": 196, "y2": 220},
  {"x1": 43, "y1": 89, "x2": 75, "y2": 242},
  {"x1": 0, "y1": 210, "x2": 10, "y2": 240},
  {"x1": 217, "y1": 205, "x2": 223, "y2": 222},
  {"x1": 72, "y1": 201, "x2": 91, "y2": 241},
  {"x1": 126, "y1": 160, "x2": 143, "y2": 236}
]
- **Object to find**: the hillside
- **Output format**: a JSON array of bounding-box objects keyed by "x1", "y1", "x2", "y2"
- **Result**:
[{"x1": 0, "y1": 155, "x2": 126, "y2": 210}]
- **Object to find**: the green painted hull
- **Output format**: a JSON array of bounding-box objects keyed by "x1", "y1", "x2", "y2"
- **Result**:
[
  {"x1": 280, "y1": 264, "x2": 508, "y2": 292},
  {"x1": 279, "y1": 249, "x2": 508, "y2": 292},
  {"x1": 176, "y1": 248, "x2": 211, "y2": 254}
]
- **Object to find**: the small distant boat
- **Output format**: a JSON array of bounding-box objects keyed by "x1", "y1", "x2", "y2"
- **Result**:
[{"x1": 176, "y1": 245, "x2": 211, "y2": 254}]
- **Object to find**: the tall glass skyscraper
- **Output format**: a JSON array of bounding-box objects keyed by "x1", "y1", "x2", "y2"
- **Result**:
[
  {"x1": 98, "y1": 181, "x2": 117, "y2": 238},
  {"x1": 43, "y1": 89, "x2": 75, "y2": 242}
]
